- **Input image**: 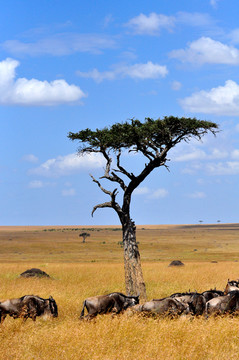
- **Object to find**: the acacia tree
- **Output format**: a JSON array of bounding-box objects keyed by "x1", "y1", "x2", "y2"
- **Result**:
[
  {"x1": 79, "y1": 232, "x2": 90, "y2": 243},
  {"x1": 68, "y1": 116, "x2": 218, "y2": 300}
]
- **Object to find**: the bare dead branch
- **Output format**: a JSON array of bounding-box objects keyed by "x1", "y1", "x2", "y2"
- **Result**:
[
  {"x1": 90, "y1": 175, "x2": 123, "y2": 218},
  {"x1": 91, "y1": 202, "x2": 114, "y2": 217},
  {"x1": 99, "y1": 149, "x2": 127, "y2": 190},
  {"x1": 115, "y1": 149, "x2": 135, "y2": 180},
  {"x1": 90, "y1": 174, "x2": 112, "y2": 196}
]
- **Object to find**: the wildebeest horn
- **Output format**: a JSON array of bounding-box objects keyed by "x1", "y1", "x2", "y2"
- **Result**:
[{"x1": 49, "y1": 295, "x2": 54, "y2": 301}]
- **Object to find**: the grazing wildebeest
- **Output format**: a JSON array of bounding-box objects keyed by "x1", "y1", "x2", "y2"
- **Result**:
[
  {"x1": 206, "y1": 290, "x2": 239, "y2": 317},
  {"x1": 80, "y1": 292, "x2": 139, "y2": 319},
  {"x1": 224, "y1": 280, "x2": 239, "y2": 294},
  {"x1": 0, "y1": 295, "x2": 58, "y2": 323},
  {"x1": 201, "y1": 289, "x2": 224, "y2": 302},
  {"x1": 170, "y1": 292, "x2": 206, "y2": 316},
  {"x1": 136, "y1": 297, "x2": 190, "y2": 317}
]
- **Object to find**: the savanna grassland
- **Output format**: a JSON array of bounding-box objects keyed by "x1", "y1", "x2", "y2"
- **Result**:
[{"x1": 1, "y1": 224, "x2": 239, "y2": 359}]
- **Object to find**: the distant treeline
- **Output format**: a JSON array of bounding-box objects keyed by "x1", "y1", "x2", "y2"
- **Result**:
[{"x1": 42, "y1": 228, "x2": 122, "y2": 232}]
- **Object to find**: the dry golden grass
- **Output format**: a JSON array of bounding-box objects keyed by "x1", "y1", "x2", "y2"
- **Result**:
[{"x1": 1, "y1": 224, "x2": 239, "y2": 359}]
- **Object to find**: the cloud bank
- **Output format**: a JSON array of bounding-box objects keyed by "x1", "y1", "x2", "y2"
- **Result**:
[
  {"x1": 180, "y1": 80, "x2": 239, "y2": 115},
  {"x1": 30, "y1": 153, "x2": 105, "y2": 177},
  {"x1": 0, "y1": 58, "x2": 86, "y2": 106},
  {"x1": 77, "y1": 61, "x2": 168, "y2": 82},
  {"x1": 134, "y1": 186, "x2": 168, "y2": 198},
  {"x1": 125, "y1": 13, "x2": 175, "y2": 35},
  {"x1": 125, "y1": 12, "x2": 214, "y2": 35},
  {"x1": 1, "y1": 33, "x2": 116, "y2": 56},
  {"x1": 170, "y1": 37, "x2": 239, "y2": 65}
]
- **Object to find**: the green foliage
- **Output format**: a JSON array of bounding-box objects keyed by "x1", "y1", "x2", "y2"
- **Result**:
[
  {"x1": 79, "y1": 232, "x2": 90, "y2": 237},
  {"x1": 68, "y1": 117, "x2": 218, "y2": 153}
]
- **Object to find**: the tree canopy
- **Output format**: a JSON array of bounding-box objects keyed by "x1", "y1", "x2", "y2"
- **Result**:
[{"x1": 68, "y1": 117, "x2": 218, "y2": 158}]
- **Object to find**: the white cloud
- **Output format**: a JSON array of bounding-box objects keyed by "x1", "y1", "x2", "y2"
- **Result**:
[
  {"x1": 188, "y1": 191, "x2": 206, "y2": 199},
  {"x1": 77, "y1": 61, "x2": 168, "y2": 82},
  {"x1": 231, "y1": 150, "x2": 239, "y2": 159},
  {"x1": 134, "y1": 186, "x2": 168, "y2": 198},
  {"x1": 30, "y1": 153, "x2": 105, "y2": 177},
  {"x1": 171, "y1": 144, "x2": 228, "y2": 163},
  {"x1": 206, "y1": 161, "x2": 239, "y2": 175},
  {"x1": 122, "y1": 62, "x2": 168, "y2": 79},
  {"x1": 182, "y1": 163, "x2": 203, "y2": 175},
  {"x1": 125, "y1": 13, "x2": 175, "y2": 35},
  {"x1": 229, "y1": 29, "x2": 239, "y2": 45},
  {"x1": 28, "y1": 180, "x2": 44, "y2": 188},
  {"x1": 210, "y1": 0, "x2": 219, "y2": 8},
  {"x1": 134, "y1": 187, "x2": 150, "y2": 195},
  {"x1": 171, "y1": 81, "x2": 182, "y2": 91},
  {"x1": 103, "y1": 14, "x2": 114, "y2": 28},
  {"x1": 22, "y1": 154, "x2": 39, "y2": 163},
  {"x1": 173, "y1": 149, "x2": 207, "y2": 162},
  {"x1": 77, "y1": 68, "x2": 116, "y2": 82},
  {"x1": 210, "y1": 149, "x2": 228, "y2": 159},
  {"x1": 125, "y1": 12, "x2": 214, "y2": 36},
  {"x1": 0, "y1": 58, "x2": 86, "y2": 106},
  {"x1": 62, "y1": 188, "x2": 76, "y2": 196},
  {"x1": 176, "y1": 12, "x2": 213, "y2": 27},
  {"x1": 170, "y1": 37, "x2": 239, "y2": 65},
  {"x1": 180, "y1": 80, "x2": 239, "y2": 115},
  {"x1": 150, "y1": 188, "x2": 168, "y2": 198},
  {"x1": 1, "y1": 34, "x2": 116, "y2": 56}
]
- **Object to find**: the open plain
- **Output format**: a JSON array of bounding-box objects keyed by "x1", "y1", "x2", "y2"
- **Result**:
[{"x1": 1, "y1": 224, "x2": 239, "y2": 359}]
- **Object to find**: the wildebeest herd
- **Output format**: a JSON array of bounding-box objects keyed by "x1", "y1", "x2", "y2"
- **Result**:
[
  {"x1": 0, "y1": 295, "x2": 58, "y2": 323},
  {"x1": 1, "y1": 279, "x2": 239, "y2": 323}
]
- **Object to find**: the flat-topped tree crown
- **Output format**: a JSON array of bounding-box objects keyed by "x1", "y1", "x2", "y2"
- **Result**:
[
  {"x1": 68, "y1": 117, "x2": 218, "y2": 156},
  {"x1": 68, "y1": 116, "x2": 218, "y2": 300}
]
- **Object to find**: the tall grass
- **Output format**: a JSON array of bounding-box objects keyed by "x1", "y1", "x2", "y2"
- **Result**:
[{"x1": 1, "y1": 225, "x2": 239, "y2": 359}]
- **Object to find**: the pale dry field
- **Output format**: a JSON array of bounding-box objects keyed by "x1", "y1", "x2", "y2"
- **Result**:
[{"x1": 1, "y1": 224, "x2": 239, "y2": 359}]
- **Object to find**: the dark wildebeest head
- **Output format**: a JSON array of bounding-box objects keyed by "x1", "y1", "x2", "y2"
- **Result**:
[
  {"x1": 0, "y1": 295, "x2": 58, "y2": 323},
  {"x1": 170, "y1": 292, "x2": 206, "y2": 316},
  {"x1": 225, "y1": 280, "x2": 239, "y2": 294},
  {"x1": 45, "y1": 296, "x2": 58, "y2": 318},
  {"x1": 80, "y1": 292, "x2": 139, "y2": 320},
  {"x1": 188, "y1": 293, "x2": 206, "y2": 316}
]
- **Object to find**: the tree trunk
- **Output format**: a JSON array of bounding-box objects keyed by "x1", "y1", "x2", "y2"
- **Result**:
[{"x1": 122, "y1": 219, "x2": 147, "y2": 301}]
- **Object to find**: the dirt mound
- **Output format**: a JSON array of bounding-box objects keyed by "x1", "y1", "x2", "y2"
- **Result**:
[
  {"x1": 20, "y1": 268, "x2": 50, "y2": 278},
  {"x1": 168, "y1": 260, "x2": 184, "y2": 267}
]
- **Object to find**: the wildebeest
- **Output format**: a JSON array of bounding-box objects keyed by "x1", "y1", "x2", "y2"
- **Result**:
[
  {"x1": 136, "y1": 297, "x2": 190, "y2": 317},
  {"x1": 206, "y1": 290, "x2": 239, "y2": 317},
  {"x1": 201, "y1": 289, "x2": 224, "y2": 302},
  {"x1": 224, "y1": 280, "x2": 239, "y2": 294},
  {"x1": 80, "y1": 292, "x2": 139, "y2": 319},
  {"x1": 0, "y1": 295, "x2": 58, "y2": 323},
  {"x1": 170, "y1": 292, "x2": 206, "y2": 316}
]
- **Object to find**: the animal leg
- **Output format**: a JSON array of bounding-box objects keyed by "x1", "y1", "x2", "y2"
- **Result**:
[{"x1": 0, "y1": 313, "x2": 7, "y2": 324}]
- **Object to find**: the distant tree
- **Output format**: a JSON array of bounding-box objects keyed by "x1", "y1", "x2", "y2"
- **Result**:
[
  {"x1": 79, "y1": 232, "x2": 90, "y2": 243},
  {"x1": 199, "y1": 220, "x2": 203, "y2": 224},
  {"x1": 69, "y1": 116, "x2": 218, "y2": 300},
  {"x1": 217, "y1": 220, "x2": 221, "y2": 223}
]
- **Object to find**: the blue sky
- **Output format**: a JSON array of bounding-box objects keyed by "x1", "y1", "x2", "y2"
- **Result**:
[{"x1": 1, "y1": 0, "x2": 239, "y2": 226}]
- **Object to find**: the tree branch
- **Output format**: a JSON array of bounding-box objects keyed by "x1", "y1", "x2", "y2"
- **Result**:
[
  {"x1": 114, "y1": 149, "x2": 135, "y2": 180},
  {"x1": 100, "y1": 149, "x2": 127, "y2": 191},
  {"x1": 90, "y1": 174, "x2": 113, "y2": 196},
  {"x1": 91, "y1": 201, "x2": 115, "y2": 217},
  {"x1": 90, "y1": 174, "x2": 123, "y2": 217}
]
